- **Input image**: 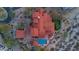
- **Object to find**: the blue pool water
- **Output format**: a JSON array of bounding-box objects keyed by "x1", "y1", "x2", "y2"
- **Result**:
[{"x1": 37, "y1": 38, "x2": 47, "y2": 46}]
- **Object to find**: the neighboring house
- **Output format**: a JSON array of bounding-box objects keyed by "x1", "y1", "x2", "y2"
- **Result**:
[{"x1": 16, "y1": 30, "x2": 25, "y2": 39}]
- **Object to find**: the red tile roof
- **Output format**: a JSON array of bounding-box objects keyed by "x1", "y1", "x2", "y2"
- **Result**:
[
  {"x1": 32, "y1": 41, "x2": 39, "y2": 46},
  {"x1": 16, "y1": 30, "x2": 25, "y2": 39},
  {"x1": 31, "y1": 8, "x2": 55, "y2": 38}
]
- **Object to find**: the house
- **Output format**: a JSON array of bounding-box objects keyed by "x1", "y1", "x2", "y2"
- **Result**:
[{"x1": 31, "y1": 8, "x2": 55, "y2": 38}]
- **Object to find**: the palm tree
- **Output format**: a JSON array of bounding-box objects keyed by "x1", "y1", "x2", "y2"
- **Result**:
[{"x1": 53, "y1": 16, "x2": 61, "y2": 31}]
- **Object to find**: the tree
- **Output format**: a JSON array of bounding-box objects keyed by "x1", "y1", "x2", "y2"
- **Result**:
[
  {"x1": 0, "y1": 8, "x2": 8, "y2": 21},
  {"x1": 10, "y1": 11, "x2": 15, "y2": 18},
  {"x1": 63, "y1": 32, "x2": 68, "y2": 39},
  {"x1": 0, "y1": 24, "x2": 11, "y2": 33},
  {"x1": 24, "y1": 7, "x2": 33, "y2": 17},
  {"x1": 3, "y1": 37, "x2": 15, "y2": 48},
  {"x1": 17, "y1": 22, "x2": 25, "y2": 30},
  {"x1": 53, "y1": 16, "x2": 61, "y2": 31},
  {"x1": 74, "y1": 42, "x2": 79, "y2": 49}
]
